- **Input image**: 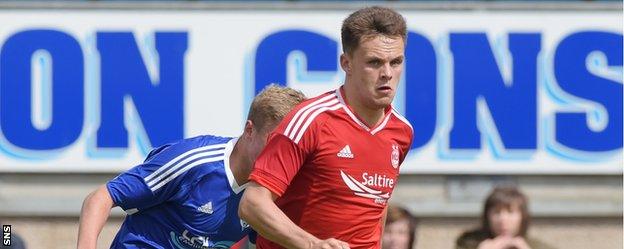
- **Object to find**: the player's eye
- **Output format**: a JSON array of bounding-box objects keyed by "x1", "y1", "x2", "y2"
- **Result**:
[
  {"x1": 390, "y1": 58, "x2": 403, "y2": 67},
  {"x1": 368, "y1": 59, "x2": 382, "y2": 67}
]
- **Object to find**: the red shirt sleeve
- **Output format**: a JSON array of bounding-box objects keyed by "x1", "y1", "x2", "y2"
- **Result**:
[
  {"x1": 249, "y1": 93, "x2": 328, "y2": 196},
  {"x1": 249, "y1": 129, "x2": 316, "y2": 197},
  {"x1": 400, "y1": 125, "x2": 414, "y2": 164}
]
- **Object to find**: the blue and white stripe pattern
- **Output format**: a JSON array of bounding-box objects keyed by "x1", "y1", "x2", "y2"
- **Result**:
[
  {"x1": 107, "y1": 135, "x2": 254, "y2": 248},
  {"x1": 143, "y1": 143, "x2": 227, "y2": 192}
]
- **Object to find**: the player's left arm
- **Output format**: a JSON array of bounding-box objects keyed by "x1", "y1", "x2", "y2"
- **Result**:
[
  {"x1": 380, "y1": 206, "x2": 388, "y2": 247},
  {"x1": 381, "y1": 206, "x2": 388, "y2": 230}
]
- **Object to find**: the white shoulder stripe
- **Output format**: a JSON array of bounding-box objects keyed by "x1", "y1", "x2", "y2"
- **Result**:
[
  {"x1": 287, "y1": 98, "x2": 339, "y2": 139},
  {"x1": 146, "y1": 148, "x2": 225, "y2": 190},
  {"x1": 149, "y1": 156, "x2": 225, "y2": 192},
  {"x1": 391, "y1": 109, "x2": 413, "y2": 131},
  {"x1": 144, "y1": 143, "x2": 227, "y2": 183},
  {"x1": 284, "y1": 94, "x2": 336, "y2": 136},
  {"x1": 293, "y1": 103, "x2": 342, "y2": 144}
]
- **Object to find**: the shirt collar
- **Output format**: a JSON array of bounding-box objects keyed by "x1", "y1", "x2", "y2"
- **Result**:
[{"x1": 224, "y1": 137, "x2": 248, "y2": 194}]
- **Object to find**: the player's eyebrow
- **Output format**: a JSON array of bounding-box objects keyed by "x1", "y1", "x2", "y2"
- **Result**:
[{"x1": 390, "y1": 56, "x2": 404, "y2": 64}]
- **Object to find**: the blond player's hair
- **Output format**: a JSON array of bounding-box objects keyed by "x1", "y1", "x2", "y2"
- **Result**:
[{"x1": 247, "y1": 84, "x2": 306, "y2": 132}]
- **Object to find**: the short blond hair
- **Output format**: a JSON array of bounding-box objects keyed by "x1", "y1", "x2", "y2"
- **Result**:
[{"x1": 247, "y1": 84, "x2": 306, "y2": 132}]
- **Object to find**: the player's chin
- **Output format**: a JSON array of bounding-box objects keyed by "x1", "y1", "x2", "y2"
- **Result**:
[{"x1": 372, "y1": 97, "x2": 393, "y2": 109}]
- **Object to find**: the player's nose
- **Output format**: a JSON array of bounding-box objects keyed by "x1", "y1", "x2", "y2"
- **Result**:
[{"x1": 380, "y1": 63, "x2": 392, "y2": 81}]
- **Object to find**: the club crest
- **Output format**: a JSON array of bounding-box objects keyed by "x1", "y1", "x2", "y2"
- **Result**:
[{"x1": 391, "y1": 144, "x2": 400, "y2": 169}]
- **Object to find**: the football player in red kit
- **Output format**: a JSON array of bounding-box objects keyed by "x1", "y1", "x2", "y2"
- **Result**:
[{"x1": 239, "y1": 6, "x2": 413, "y2": 249}]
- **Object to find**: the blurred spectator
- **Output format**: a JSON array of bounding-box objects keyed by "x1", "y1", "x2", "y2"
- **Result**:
[
  {"x1": 0, "y1": 234, "x2": 26, "y2": 249},
  {"x1": 383, "y1": 204, "x2": 418, "y2": 249},
  {"x1": 456, "y1": 186, "x2": 555, "y2": 249}
]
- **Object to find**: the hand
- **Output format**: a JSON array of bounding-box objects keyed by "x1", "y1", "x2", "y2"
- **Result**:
[
  {"x1": 477, "y1": 236, "x2": 514, "y2": 249},
  {"x1": 509, "y1": 237, "x2": 532, "y2": 249},
  {"x1": 310, "y1": 238, "x2": 350, "y2": 249}
]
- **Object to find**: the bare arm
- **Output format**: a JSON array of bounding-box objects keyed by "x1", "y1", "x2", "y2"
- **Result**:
[
  {"x1": 380, "y1": 207, "x2": 388, "y2": 247},
  {"x1": 77, "y1": 185, "x2": 115, "y2": 249},
  {"x1": 381, "y1": 206, "x2": 388, "y2": 231},
  {"x1": 239, "y1": 182, "x2": 349, "y2": 249}
]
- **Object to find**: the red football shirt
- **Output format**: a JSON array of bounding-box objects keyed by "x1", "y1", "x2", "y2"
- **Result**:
[{"x1": 249, "y1": 87, "x2": 413, "y2": 249}]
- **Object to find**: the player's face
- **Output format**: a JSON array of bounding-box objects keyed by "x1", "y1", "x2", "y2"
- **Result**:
[
  {"x1": 382, "y1": 219, "x2": 411, "y2": 249},
  {"x1": 342, "y1": 35, "x2": 404, "y2": 110},
  {"x1": 488, "y1": 204, "x2": 523, "y2": 237}
]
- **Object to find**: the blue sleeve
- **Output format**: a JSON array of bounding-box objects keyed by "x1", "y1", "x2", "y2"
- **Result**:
[
  {"x1": 107, "y1": 161, "x2": 188, "y2": 213},
  {"x1": 107, "y1": 136, "x2": 227, "y2": 213}
]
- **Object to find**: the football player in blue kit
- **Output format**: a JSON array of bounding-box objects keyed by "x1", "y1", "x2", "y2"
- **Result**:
[{"x1": 77, "y1": 85, "x2": 305, "y2": 249}]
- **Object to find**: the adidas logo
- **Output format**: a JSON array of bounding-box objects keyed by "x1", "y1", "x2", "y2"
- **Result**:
[
  {"x1": 337, "y1": 145, "x2": 354, "y2": 158},
  {"x1": 197, "y1": 201, "x2": 213, "y2": 214}
]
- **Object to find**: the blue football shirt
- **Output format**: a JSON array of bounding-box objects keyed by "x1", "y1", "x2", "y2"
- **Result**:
[{"x1": 107, "y1": 135, "x2": 254, "y2": 249}]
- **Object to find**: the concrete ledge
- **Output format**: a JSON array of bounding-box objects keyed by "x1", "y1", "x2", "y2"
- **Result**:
[{"x1": 0, "y1": 173, "x2": 621, "y2": 217}]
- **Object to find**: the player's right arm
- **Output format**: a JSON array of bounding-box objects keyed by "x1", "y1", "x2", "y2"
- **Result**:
[
  {"x1": 239, "y1": 130, "x2": 349, "y2": 249},
  {"x1": 241, "y1": 96, "x2": 349, "y2": 249},
  {"x1": 239, "y1": 182, "x2": 316, "y2": 248},
  {"x1": 239, "y1": 182, "x2": 349, "y2": 249},
  {"x1": 77, "y1": 143, "x2": 190, "y2": 249},
  {"x1": 77, "y1": 185, "x2": 114, "y2": 249}
]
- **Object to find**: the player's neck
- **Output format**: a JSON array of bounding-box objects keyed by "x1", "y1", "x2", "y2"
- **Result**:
[
  {"x1": 342, "y1": 85, "x2": 386, "y2": 128},
  {"x1": 229, "y1": 138, "x2": 251, "y2": 186}
]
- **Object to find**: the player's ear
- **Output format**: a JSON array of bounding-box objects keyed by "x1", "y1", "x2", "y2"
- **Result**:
[
  {"x1": 340, "y1": 53, "x2": 351, "y2": 75},
  {"x1": 244, "y1": 120, "x2": 254, "y2": 138}
]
